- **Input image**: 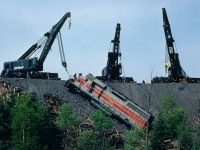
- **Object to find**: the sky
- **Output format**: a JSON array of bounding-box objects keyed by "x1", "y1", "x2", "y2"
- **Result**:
[{"x1": 0, "y1": 0, "x2": 200, "y2": 83}]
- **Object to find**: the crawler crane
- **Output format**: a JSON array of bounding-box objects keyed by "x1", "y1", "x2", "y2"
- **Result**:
[
  {"x1": 1, "y1": 12, "x2": 71, "y2": 79},
  {"x1": 152, "y1": 8, "x2": 200, "y2": 83},
  {"x1": 97, "y1": 24, "x2": 134, "y2": 82}
]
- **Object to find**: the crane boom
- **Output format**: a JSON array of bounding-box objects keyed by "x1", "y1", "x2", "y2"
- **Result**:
[
  {"x1": 102, "y1": 23, "x2": 122, "y2": 80},
  {"x1": 38, "y1": 12, "x2": 71, "y2": 70},
  {"x1": 110, "y1": 23, "x2": 121, "y2": 62},
  {"x1": 18, "y1": 44, "x2": 38, "y2": 60},
  {"x1": 162, "y1": 8, "x2": 187, "y2": 81}
]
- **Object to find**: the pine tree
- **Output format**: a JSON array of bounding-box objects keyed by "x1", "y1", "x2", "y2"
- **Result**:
[
  {"x1": 193, "y1": 100, "x2": 200, "y2": 150},
  {"x1": 150, "y1": 94, "x2": 192, "y2": 150},
  {"x1": 124, "y1": 127, "x2": 146, "y2": 150},
  {"x1": 150, "y1": 116, "x2": 168, "y2": 150},
  {"x1": 76, "y1": 130, "x2": 98, "y2": 150},
  {"x1": 178, "y1": 125, "x2": 192, "y2": 150}
]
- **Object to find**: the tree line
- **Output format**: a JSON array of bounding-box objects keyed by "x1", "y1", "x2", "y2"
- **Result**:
[{"x1": 0, "y1": 92, "x2": 200, "y2": 150}]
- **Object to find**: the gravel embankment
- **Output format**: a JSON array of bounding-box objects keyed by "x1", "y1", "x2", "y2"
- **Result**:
[{"x1": 1, "y1": 78, "x2": 200, "y2": 128}]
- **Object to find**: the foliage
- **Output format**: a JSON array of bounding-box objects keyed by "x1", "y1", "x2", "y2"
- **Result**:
[
  {"x1": 91, "y1": 110, "x2": 114, "y2": 133},
  {"x1": 55, "y1": 103, "x2": 81, "y2": 130},
  {"x1": 178, "y1": 125, "x2": 193, "y2": 150},
  {"x1": 0, "y1": 93, "x2": 17, "y2": 149},
  {"x1": 124, "y1": 127, "x2": 146, "y2": 150},
  {"x1": 0, "y1": 99, "x2": 12, "y2": 149},
  {"x1": 55, "y1": 103, "x2": 82, "y2": 149},
  {"x1": 193, "y1": 100, "x2": 200, "y2": 150},
  {"x1": 91, "y1": 110, "x2": 114, "y2": 150},
  {"x1": 150, "y1": 116, "x2": 168, "y2": 150},
  {"x1": 77, "y1": 130, "x2": 98, "y2": 150},
  {"x1": 1, "y1": 90, "x2": 198, "y2": 149},
  {"x1": 11, "y1": 93, "x2": 52, "y2": 150},
  {"x1": 150, "y1": 94, "x2": 192, "y2": 150}
]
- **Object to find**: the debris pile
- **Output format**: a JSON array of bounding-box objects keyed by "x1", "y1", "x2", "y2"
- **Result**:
[
  {"x1": 106, "y1": 129, "x2": 123, "y2": 148},
  {"x1": 0, "y1": 81, "x2": 21, "y2": 99},
  {"x1": 63, "y1": 117, "x2": 124, "y2": 149},
  {"x1": 79, "y1": 117, "x2": 95, "y2": 132},
  {"x1": 44, "y1": 92, "x2": 65, "y2": 120},
  {"x1": 79, "y1": 117, "x2": 123, "y2": 148}
]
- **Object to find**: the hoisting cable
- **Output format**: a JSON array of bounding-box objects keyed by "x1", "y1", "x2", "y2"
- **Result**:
[
  {"x1": 165, "y1": 44, "x2": 169, "y2": 74},
  {"x1": 68, "y1": 17, "x2": 71, "y2": 29},
  {"x1": 119, "y1": 47, "x2": 127, "y2": 82},
  {"x1": 22, "y1": 35, "x2": 47, "y2": 59},
  {"x1": 65, "y1": 16, "x2": 71, "y2": 77},
  {"x1": 57, "y1": 31, "x2": 70, "y2": 78},
  {"x1": 33, "y1": 37, "x2": 48, "y2": 58}
]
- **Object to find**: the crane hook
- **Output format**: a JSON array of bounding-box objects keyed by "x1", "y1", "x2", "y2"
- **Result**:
[
  {"x1": 164, "y1": 63, "x2": 168, "y2": 73},
  {"x1": 68, "y1": 18, "x2": 71, "y2": 29}
]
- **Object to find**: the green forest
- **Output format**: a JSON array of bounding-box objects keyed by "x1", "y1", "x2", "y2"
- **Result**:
[{"x1": 0, "y1": 92, "x2": 200, "y2": 150}]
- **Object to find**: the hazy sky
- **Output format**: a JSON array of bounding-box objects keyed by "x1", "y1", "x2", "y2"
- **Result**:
[{"x1": 0, "y1": 0, "x2": 200, "y2": 83}]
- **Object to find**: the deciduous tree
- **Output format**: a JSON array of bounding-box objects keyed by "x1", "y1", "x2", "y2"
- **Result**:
[
  {"x1": 91, "y1": 110, "x2": 114, "y2": 150},
  {"x1": 55, "y1": 103, "x2": 82, "y2": 149},
  {"x1": 0, "y1": 99, "x2": 12, "y2": 149},
  {"x1": 11, "y1": 93, "x2": 51, "y2": 150},
  {"x1": 193, "y1": 100, "x2": 200, "y2": 150}
]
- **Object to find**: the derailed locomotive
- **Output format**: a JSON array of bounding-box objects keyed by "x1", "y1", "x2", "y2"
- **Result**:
[{"x1": 66, "y1": 73, "x2": 152, "y2": 128}]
